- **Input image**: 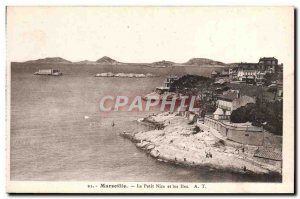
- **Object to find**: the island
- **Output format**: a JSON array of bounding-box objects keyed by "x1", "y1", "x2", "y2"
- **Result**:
[{"x1": 95, "y1": 72, "x2": 157, "y2": 78}]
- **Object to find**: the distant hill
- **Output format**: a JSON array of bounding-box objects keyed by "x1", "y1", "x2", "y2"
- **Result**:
[
  {"x1": 151, "y1": 60, "x2": 174, "y2": 67},
  {"x1": 74, "y1": 60, "x2": 97, "y2": 64},
  {"x1": 18, "y1": 56, "x2": 234, "y2": 68},
  {"x1": 96, "y1": 56, "x2": 119, "y2": 64},
  {"x1": 184, "y1": 58, "x2": 227, "y2": 66},
  {"x1": 25, "y1": 57, "x2": 72, "y2": 64},
  {"x1": 227, "y1": 63, "x2": 240, "y2": 67}
]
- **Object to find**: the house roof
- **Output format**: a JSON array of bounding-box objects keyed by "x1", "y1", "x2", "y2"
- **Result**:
[
  {"x1": 259, "y1": 57, "x2": 278, "y2": 61},
  {"x1": 218, "y1": 91, "x2": 239, "y2": 101},
  {"x1": 238, "y1": 63, "x2": 258, "y2": 70},
  {"x1": 213, "y1": 108, "x2": 224, "y2": 115},
  {"x1": 156, "y1": 87, "x2": 169, "y2": 90},
  {"x1": 214, "y1": 79, "x2": 227, "y2": 85},
  {"x1": 221, "y1": 70, "x2": 229, "y2": 75},
  {"x1": 254, "y1": 149, "x2": 282, "y2": 161},
  {"x1": 166, "y1": 75, "x2": 178, "y2": 79}
]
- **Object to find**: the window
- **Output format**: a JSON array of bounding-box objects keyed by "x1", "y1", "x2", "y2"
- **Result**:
[{"x1": 245, "y1": 134, "x2": 249, "y2": 136}]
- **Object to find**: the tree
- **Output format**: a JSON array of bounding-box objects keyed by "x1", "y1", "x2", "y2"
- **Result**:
[
  {"x1": 264, "y1": 73, "x2": 278, "y2": 86},
  {"x1": 230, "y1": 101, "x2": 283, "y2": 135}
]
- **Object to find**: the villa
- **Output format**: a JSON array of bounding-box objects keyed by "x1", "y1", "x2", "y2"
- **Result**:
[
  {"x1": 213, "y1": 90, "x2": 256, "y2": 120},
  {"x1": 236, "y1": 57, "x2": 282, "y2": 84}
]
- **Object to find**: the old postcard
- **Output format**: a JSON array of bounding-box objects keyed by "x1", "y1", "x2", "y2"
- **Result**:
[{"x1": 6, "y1": 6, "x2": 294, "y2": 193}]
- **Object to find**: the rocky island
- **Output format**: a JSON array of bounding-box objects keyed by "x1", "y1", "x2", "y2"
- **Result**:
[{"x1": 95, "y1": 72, "x2": 156, "y2": 78}]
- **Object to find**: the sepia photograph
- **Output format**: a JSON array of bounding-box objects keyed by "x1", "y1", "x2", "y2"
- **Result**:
[{"x1": 5, "y1": 6, "x2": 294, "y2": 193}]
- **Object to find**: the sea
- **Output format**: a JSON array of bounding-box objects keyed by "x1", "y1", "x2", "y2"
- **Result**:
[{"x1": 10, "y1": 63, "x2": 281, "y2": 182}]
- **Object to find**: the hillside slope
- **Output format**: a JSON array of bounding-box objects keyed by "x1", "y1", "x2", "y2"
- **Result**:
[
  {"x1": 184, "y1": 58, "x2": 227, "y2": 66},
  {"x1": 96, "y1": 56, "x2": 119, "y2": 64},
  {"x1": 25, "y1": 57, "x2": 72, "y2": 64}
]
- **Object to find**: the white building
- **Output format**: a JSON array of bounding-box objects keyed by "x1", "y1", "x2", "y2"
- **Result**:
[
  {"x1": 237, "y1": 63, "x2": 258, "y2": 81},
  {"x1": 236, "y1": 57, "x2": 282, "y2": 83},
  {"x1": 213, "y1": 90, "x2": 256, "y2": 120}
]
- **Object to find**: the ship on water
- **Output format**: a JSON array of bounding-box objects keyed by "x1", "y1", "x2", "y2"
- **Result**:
[{"x1": 34, "y1": 69, "x2": 62, "y2": 76}]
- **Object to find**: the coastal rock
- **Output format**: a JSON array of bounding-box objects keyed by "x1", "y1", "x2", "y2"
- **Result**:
[
  {"x1": 127, "y1": 112, "x2": 282, "y2": 175},
  {"x1": 146, "y1": 144, "x2": 155, "y2": 150},
  {"x1": 136, "y1": 141, "x2": 150, "y2": 148}
]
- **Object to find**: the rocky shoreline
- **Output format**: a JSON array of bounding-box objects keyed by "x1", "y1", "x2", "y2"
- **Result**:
[{"x1": 121, "y1": 112, "x2": 282, "y2": 176}]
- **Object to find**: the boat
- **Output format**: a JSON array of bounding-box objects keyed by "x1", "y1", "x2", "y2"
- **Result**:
[{"x1": 34, "y1": 69, "x2": 62, "y2": 76}]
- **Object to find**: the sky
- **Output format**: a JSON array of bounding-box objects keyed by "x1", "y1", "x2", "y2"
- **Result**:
[{"x1": 7, "y1": 7, "x2": 294, "y2": 64}]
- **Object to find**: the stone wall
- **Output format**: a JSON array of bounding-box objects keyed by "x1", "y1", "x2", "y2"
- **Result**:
[{"x1": 204, "y1": 117, "x2": 264, "y2": 146}]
